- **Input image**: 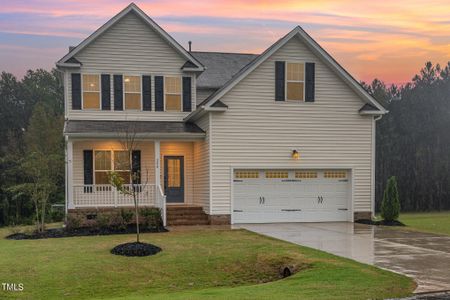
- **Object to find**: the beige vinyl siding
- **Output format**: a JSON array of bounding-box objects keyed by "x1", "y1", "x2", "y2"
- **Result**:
[
  {"x1": 193, "y1": 114, "x2": 210, "y2": 212},
  {"x1": 67, "y1": 11, "x2": 195, "y2": 121},
  {"x1": 160, "y1": 142, "x2": 194, "y2": 204},
  {"x1": 209, "y1": 36, "x2": 374, "y2": 215},
  {"x1": 196, "y1": 88, "x2": 217, "y2": 106},
  {"x1": 72, "y1": 140, "x2": 155, "y2": 186}
]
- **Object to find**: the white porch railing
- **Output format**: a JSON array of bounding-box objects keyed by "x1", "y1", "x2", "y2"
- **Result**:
[{"x1": 73, "y1": 184, "x2": 166, "y2": 226}]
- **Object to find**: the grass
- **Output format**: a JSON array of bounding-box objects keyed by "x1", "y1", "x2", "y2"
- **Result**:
[
  {"x1": 399, "y1": 211, "x2": 450, "y2": 236},
  {"x1": 0, "y1": 225, "x2": 414, "y2": 299}
]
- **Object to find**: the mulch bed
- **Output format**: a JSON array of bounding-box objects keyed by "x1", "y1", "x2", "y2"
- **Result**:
[
  {"x1": 356, "y1": 219, "x2": 405, "y2": 226},
  {"x1": 6, "y1": 225, "x2": 167, "y2": 240},
  {"x1": 111, "y1": 242, "x2": 162, "y2": 256}
]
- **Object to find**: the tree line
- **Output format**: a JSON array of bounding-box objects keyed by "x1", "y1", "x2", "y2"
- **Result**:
[
  {"x1": 363, "y1": 62, "x2": 450, "y2": 211},
  {"x1": 0, "y1": 62, "x2": 449, "y2": 226},
  {"x1": 0, "y1": 70, "x2": 64, "y2": 226}
]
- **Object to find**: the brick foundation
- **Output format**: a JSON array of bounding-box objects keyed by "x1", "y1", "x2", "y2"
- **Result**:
[
  {"x1": 208, "y1": 214, "x2": 231, "y2": 225},
  {"x1": 67, "y1": 207, "x2": 155, "y2": 227},
  {"x1": 354, "y1": 211, "x2": 372, "y2": 220}
]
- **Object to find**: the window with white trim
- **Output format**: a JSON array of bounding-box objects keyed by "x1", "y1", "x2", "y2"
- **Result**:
[
  {"x1": 82, "y1": 74, "x2": 100, "y2": 109},
  {"x1": 124, "y1": 75, "x2": 141, "y2": 110},
  {"x1": 165, "y1": 76, "x2": 182, "y2": 111},
  {"x1": 286, "y1": 62, "x2": 305, "y2": 101},
  {"x1": 295, "y1": 171, "x2": 317, "y2": 179},
  {"x1": 94, "y1": 150, "x2": 131, "y2": 184},
  {"x1": 265, "y1": 171, "x2": 289, "y2": 179},
  {"x1": 235, "y1": 170, "x2": 259, "y2": 179},
  {"x1": 324, "y1": 171, "x2": 347, "y2": 179}
]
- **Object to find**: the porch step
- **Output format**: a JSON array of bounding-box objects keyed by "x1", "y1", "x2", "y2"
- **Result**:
[
  {"x1": 166, "y1": 206, "x2": 209, "y2": 226},
  {"x1": 168, "y1": 219, "x2": 210, "y2": 226}
]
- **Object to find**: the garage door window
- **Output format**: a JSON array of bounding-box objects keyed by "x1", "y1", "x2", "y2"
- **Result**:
[
  {"x1": 295, "y1": 171, "x2": 317, "y2": 179},
  {"x1": 235, "y1": 171, "x2": 259, "y2": 179},
  {"x1": 265, "y1": 171, "x2": 288, "y2": 178},
  {"x1": 324, "y1": 171, "x2": 346, "y2": 179}
]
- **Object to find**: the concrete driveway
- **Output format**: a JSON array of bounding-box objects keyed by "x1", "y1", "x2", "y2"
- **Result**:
[{"x1": 234, "y1": 222, "x2": 450, "y2": 293}]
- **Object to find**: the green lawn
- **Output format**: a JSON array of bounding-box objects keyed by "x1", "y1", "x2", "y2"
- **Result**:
[
  {"x1": 0, "y1": 226, "x2": 414, "y2": 300},
  {"x1": 399, "y1": 211, "x2": 450, "y2": 236}
]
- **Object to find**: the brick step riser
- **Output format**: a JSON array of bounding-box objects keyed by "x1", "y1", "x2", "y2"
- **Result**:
[
  {"x1": 167, "y1": 212, "x2": 206, "y2": 216},
  {"x1": 167, "y1": 221, "x2": 210, "y2": 226},
  {"x1": 167, "y1": 217, "x2": 209, "y2": 222},
  {"x1": 167, "y1": 212, "x2": 208, "y2": 217},
  {"x1": 167, "y1": 209, "x2": 205, "y2": 213}
]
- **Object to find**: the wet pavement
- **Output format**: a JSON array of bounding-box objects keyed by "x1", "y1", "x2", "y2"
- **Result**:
[{"x1": 234, "y1": 222, "x2": 450, "y2": 293}]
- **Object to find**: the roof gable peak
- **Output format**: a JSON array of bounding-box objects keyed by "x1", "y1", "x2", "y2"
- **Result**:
[
  {"x1": 186, "y1": 25, "x2": 386, "y2": 120},
  {"x1": 56, "y1": 3, "x2": 204, "y2": 71}
]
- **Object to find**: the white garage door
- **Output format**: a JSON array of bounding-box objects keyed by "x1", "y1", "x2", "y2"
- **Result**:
[{"x1": 232, "y1": 169, "x2": 350, "y2": 223}]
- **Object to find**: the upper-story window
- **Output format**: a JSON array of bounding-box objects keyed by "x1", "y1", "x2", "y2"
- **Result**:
[
  {"x1": 82, "y1": 74, "x2": 100, "y2": 109},
  {"x1": 286, "y1": 62, "x2": 305, "y2": 101},
  {"x1": 124, "y1": 75, "x2": 141, "y2": 110},
  {"x1": 165, "y1": 76, "x2": 181, "y2": 111}
]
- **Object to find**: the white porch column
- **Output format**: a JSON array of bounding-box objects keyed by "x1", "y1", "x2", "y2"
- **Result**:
[
  {"x1": 154, "y1": 140, "x2": 161, "y2": 187},
  {"x1": 66, "y1": 138, "x2": 74, "y2": 210}
]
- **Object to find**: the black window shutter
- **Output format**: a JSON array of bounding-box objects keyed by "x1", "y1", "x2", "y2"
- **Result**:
[
  {"x1": 71, "y1": 73, "x2": 81, "y2": 110},
  {"x1": 305, "y1": 62, "x2": 315, "y2": 102},
  {"x1": 155, "y1": 76, "x2": 164, "y2": 111},
  {"x1": 101, "y1": 74, "x2": 111, "y2": 110},
  {"x1": 142, "y1": 76, "x2": 152, "y2": 111},
  {"x1": 131, "y1": 150, "x2": 141, "y2": 184},
  {"x1": 113, "y1": 75, "x2": 123, "y2": 110},
  {"x1": 182, "y1": 76, "x2": 192, "y2": 112},
  {"x1": 275, "y1": 61, "x2": 285, "y2": 101},
  {"x1": 83, "y1": 150, "x2": 93, "y2": 185}
]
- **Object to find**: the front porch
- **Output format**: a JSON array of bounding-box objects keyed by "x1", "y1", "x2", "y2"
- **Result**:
[{"x1": 65, "y1": 132, "x2": 210, "y2": 226}]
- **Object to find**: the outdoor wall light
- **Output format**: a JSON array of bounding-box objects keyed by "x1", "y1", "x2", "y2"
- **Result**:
[{"x1": 292, "y1": 149, "x2": 300, "y2": 160}]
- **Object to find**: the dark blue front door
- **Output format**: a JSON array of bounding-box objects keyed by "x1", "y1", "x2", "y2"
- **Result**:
[{"x1": 164, "y1": 156, "x2": 184, "y2": 203}]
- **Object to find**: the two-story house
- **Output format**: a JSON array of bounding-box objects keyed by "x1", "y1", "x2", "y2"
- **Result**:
[{"x1": 57, "y1": 3, "x2": 387, "y2": 226}]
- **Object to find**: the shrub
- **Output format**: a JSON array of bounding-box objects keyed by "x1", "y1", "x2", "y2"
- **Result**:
[
  {"x1": 140, "y1": 207, "x2": 163, "y2": 229},
  {"x1": 96, "y1": 213, "x2": 110, "y2": 229},
  {"x1": 49, "y1": 209, "x2": 65, "y2": 223},
  {"x1": 381, "y1": 176, "x2": 401, "y2": 221},
  {"x1": 120, "y1": 209, "x2": 134, "y2": 224},
  {"x1": 109, "y1": 213, "x2": 126, "y2": 231},
  {"x1": 66, "y1": 214, "x2": 82, "y2": 230}
]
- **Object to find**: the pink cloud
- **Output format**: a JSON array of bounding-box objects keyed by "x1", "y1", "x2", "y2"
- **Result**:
[{"x1": 1, "y1": 0, "x2": 450, "y2": 83}]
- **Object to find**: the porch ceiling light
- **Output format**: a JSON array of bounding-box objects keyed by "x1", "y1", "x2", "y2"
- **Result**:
[{"x1": 292, "y1": 149, "x2": 300, "y2": 160}]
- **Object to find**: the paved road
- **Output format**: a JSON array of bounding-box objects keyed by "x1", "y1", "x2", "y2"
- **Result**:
[{"x1": 234, "y1": 222, "x2": 450, "y2": 293}]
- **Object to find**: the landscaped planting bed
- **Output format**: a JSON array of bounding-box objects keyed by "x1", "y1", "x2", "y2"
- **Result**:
[
  {"x1": 6, "y1": 224, "x2": 166, "y2": 240},
  {"x1": 6, "y1": 207, "x2": 166, "y2": 240}
]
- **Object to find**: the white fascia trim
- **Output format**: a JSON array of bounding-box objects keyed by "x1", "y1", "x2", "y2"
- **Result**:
[
  {"x1": 56, "y1": 4, "x2": 204, "y2": 71},
  {"x1": 359, "y1": 109, "x2": 389, "y2": 116},
  {"x1": 204, "y1": 107, "x2": 227, "y2": 112},
  {"x1": 182, "y1": 67, "x2": 205, "y2": 72},
  {"x1": 183, "y1": 105, "x2": 227, "y2": 122},
  {"x1": 56, "y1": 62, "x2": 81, "y2": 68}
]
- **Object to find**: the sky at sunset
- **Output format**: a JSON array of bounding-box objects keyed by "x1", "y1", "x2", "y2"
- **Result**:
[{"x1": 1, "y1": 0, "x2": 450, "y2": 85}]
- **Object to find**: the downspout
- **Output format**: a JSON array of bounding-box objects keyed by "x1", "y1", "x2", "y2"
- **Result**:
[{"x1": 64, "y1": 135, "x2": 68, "y2": 224}]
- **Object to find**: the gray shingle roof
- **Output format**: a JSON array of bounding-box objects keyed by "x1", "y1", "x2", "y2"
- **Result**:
[
  {"x1": 191, "y1": 52, "x2": 258, "y2": 89},
  {"x1": 64, "y1": 120, "x2": 205, "y2": 137}
]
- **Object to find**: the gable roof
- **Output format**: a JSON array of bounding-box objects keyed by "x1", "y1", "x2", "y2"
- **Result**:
[
  {"x1": 191, "y1": 52, "x2": 258, "y2": 89},
  {"x1": 186, "y1": 26, "x2": 387, "y2": 120},
  {"x1": 56, "y1": 3, "x2": 204, "y2": 72}
]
